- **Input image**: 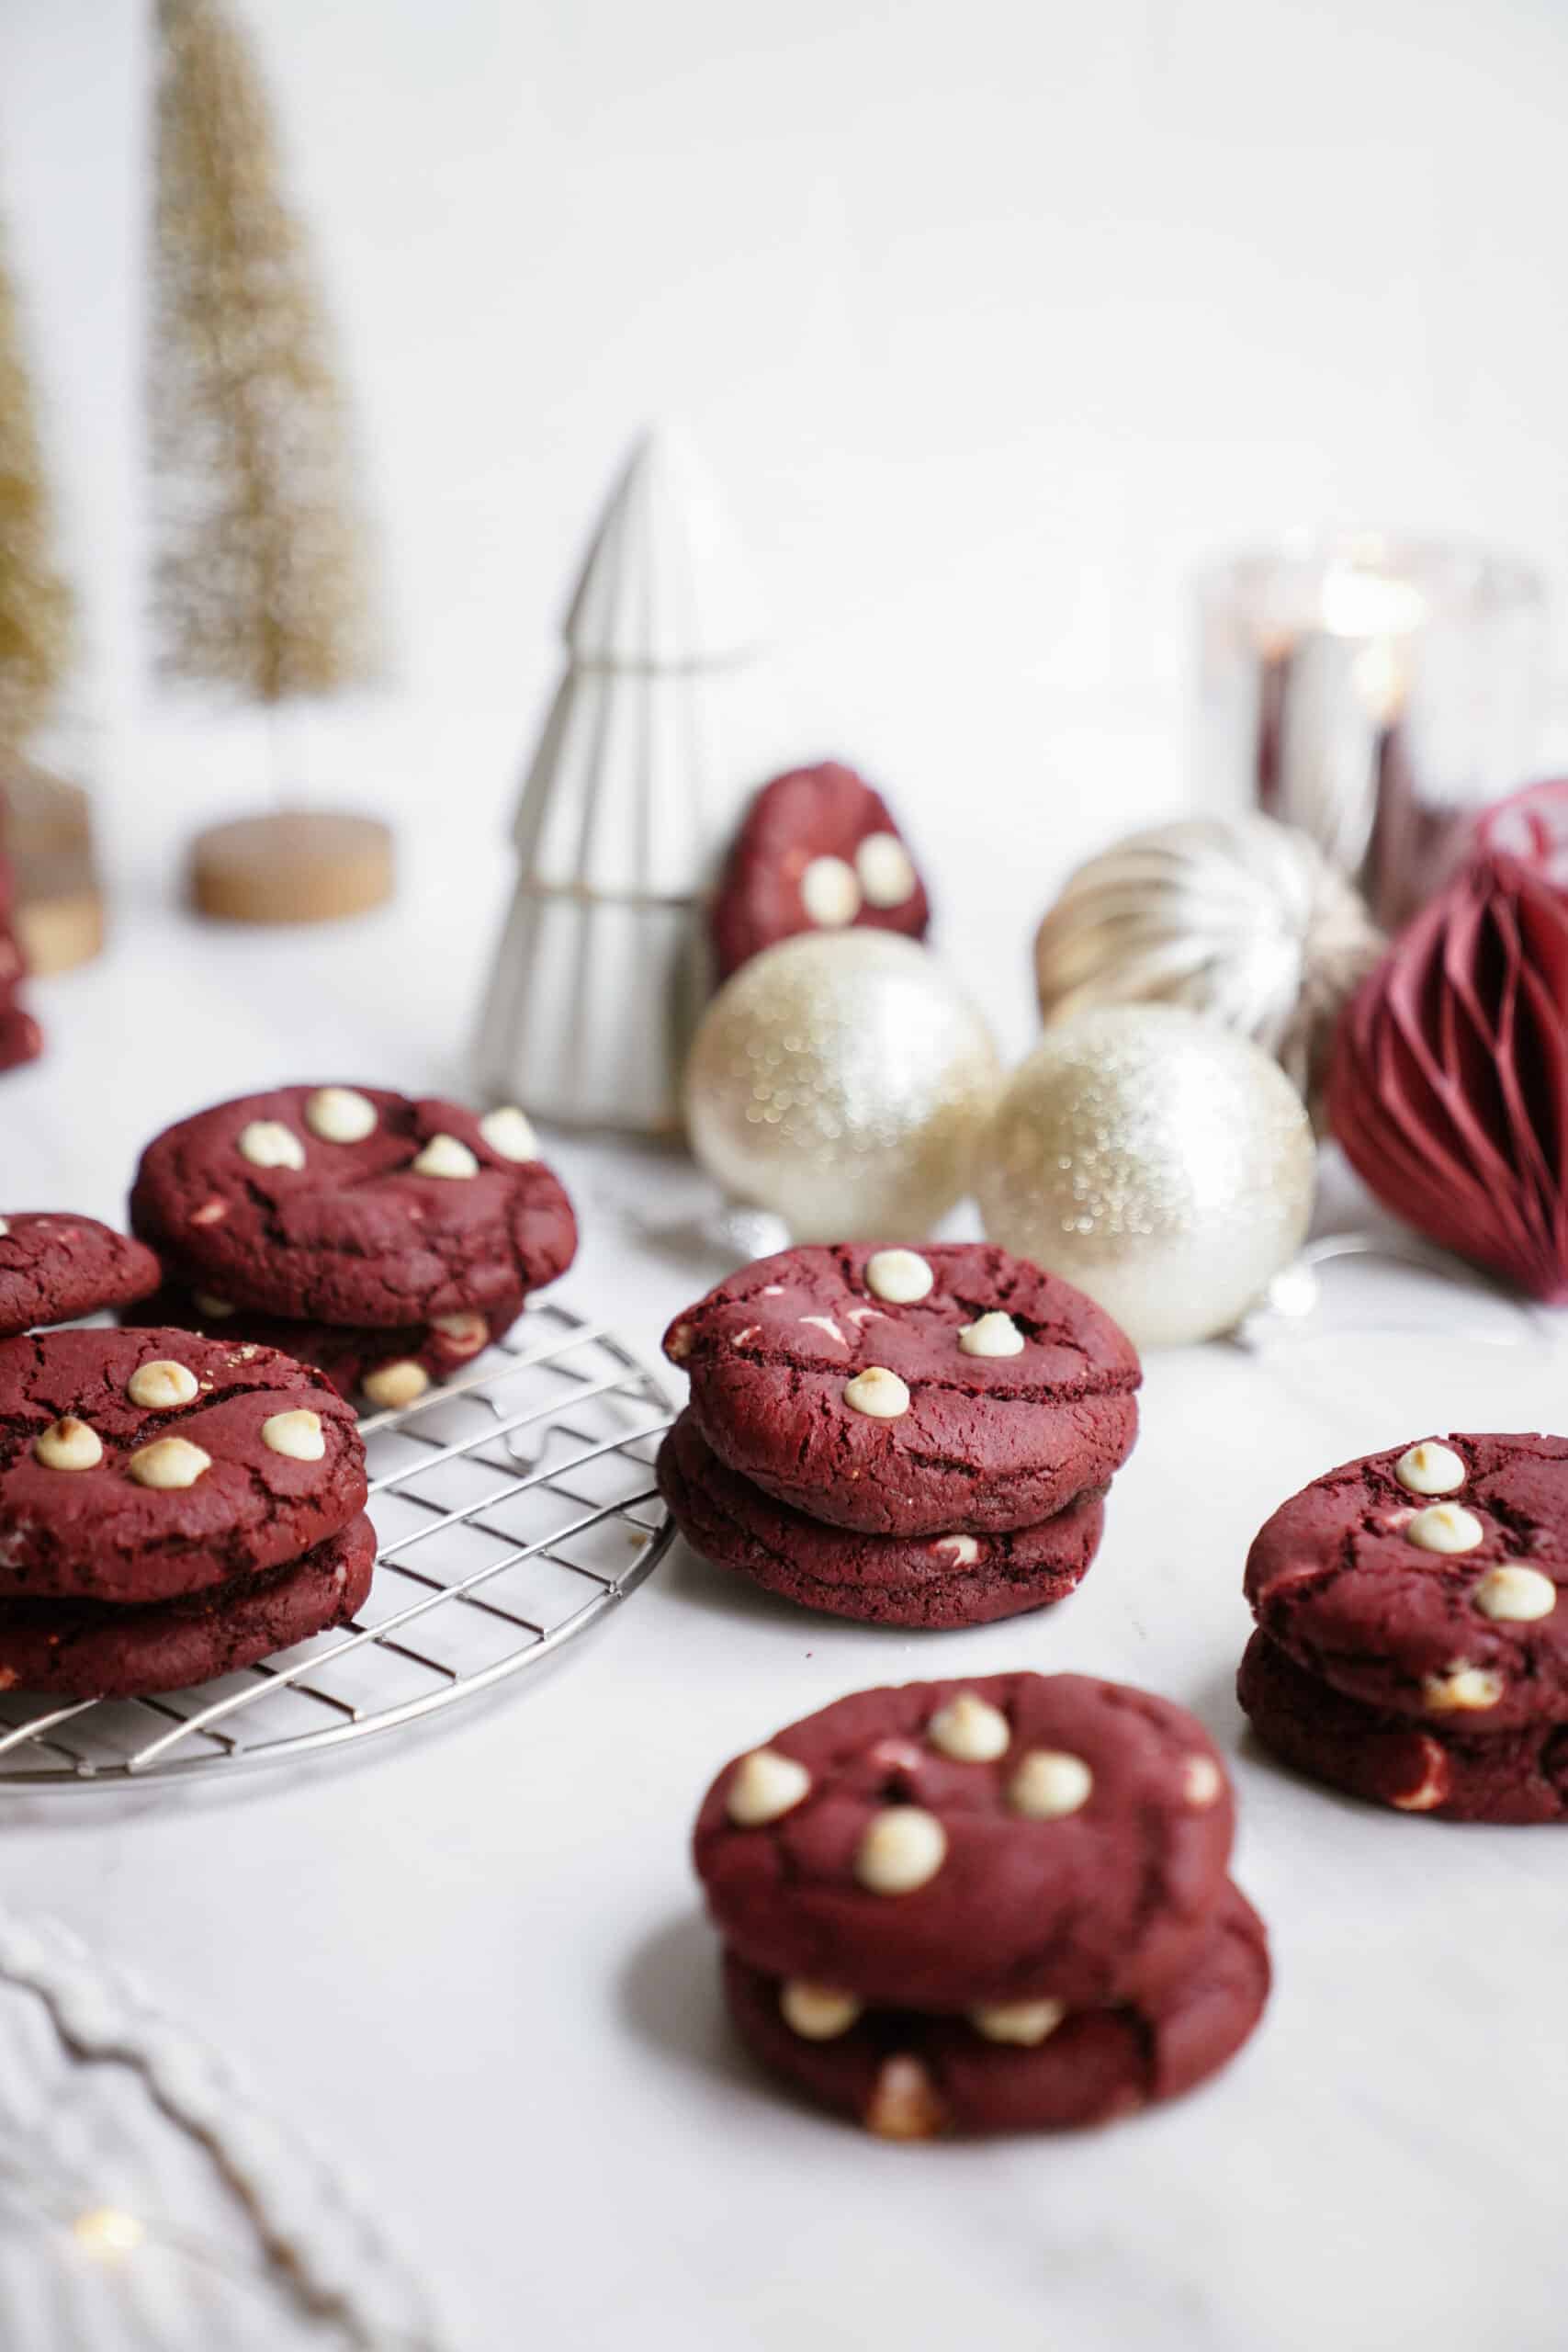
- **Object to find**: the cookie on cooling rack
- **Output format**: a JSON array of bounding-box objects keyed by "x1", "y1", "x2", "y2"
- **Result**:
[
  {"x1": 122, "y1": 1285, "x2": 523, "y2": 1408},
  {"x1": 721, "y1": 1880, "x2": 1269, "y2": 2139},
  {"x1": 130, "y1": 1085, "x2": 576, "y2": 1327},
  {"x1": 0, "y1": 1513, "x2": 376, "y2": 1699},
  {"x1": 658, "y1": 1411, "x2": 1104, "y2": 1627},
  {"x1": 663, "y1": 1243, "x2": 1140, "y2": 1537},
  {"x1": 1245, "y1": 1433, "x2": 1568, "y2": 1731},
  {"x1": 0, "y1": 1213, "x2": 161, "y2": 1339},
  {"x1": 0, "y1": 1329, "x2": 367, "y2": 1603},
  {"x1": 694, "y1": 1672, "x2": 1233, "y2": 2012},
  {"x1": 709, "y1": 763, "x2": 931, "y2": 981}
]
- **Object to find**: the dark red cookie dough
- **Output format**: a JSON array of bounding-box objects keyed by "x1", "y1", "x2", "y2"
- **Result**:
[
  {"x1": 1238, "y1": 1630, "x2": 1568, "y2": 1825},
  {"x1": 123, "y1": 1284, "x2": 523, "y2": 1404},
  {"x1": 709, "y1": 763, "x2": 931, "y2": 982},
  {"x1": 1245, "y1": 1433, "x2": 1568, "y2": 1731},
  {"x1": 0, "y1": 1512, "x2": 376, "y2": 1700},
  {"x1": 722, "y1": 1880, "x2": 1269, "y2": 2137},
  {"x1": 0, "y1": 1214, "x2": 162, "y2": 1339},
  {"x1": 130, "y1": 1085, "x2": 576, "y2": 1327},
  {"x1": 659, "y1": 1410, "x2": 1105, "y2": 1628},
  {"x1": 0, "y1": 1005, "x2": 40, "y2": 1074},
  {"x1": 694, "y1": 1672, "x2": 1233, "y2": 2012},
  {"x1": 0, "y1": 1328, "x2": 367, "y2": 1602},
  {"x1": 664, "y1": 1243, "x2": 1140, "y2": 1537}
]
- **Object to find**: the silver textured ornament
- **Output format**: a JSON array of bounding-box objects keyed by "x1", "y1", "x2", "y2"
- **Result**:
[
  {"x1": 1032, "y1": 813, "x2": 1382, "y2": 1110},
  {"x1": 976, "y1": 1004, "x2": 1315, "y2": 1347},
  {"x1": 685, "y1": 931, "x2": 999, "y2": 1240}
]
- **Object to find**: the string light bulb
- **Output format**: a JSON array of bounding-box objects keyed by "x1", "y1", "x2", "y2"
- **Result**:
[{"x1": 72, "y1": 2206, "x2": 145, "y2": 2257}]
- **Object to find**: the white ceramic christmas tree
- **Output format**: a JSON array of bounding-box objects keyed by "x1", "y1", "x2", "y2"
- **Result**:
[{"x1": 474, "y1": 426, "x2": 773, "y2": 1133}]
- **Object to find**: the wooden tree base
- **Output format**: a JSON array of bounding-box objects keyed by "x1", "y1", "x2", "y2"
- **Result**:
[
  {"x1": 1, "y1": 761, "x2": 106, "y2": 974},
  {"x1": 187, "y1": 811, "x2": 395, "y2": 925}
]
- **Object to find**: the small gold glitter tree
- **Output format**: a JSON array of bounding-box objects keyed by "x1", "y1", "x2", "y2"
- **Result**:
[
  {"x1": 151, "y1": 0, "x2": 389, "y2": 921},
  {"x1": 0, "y1": 218, "x2": 73, "y2": 752},
  {"x1": 150, "y1": 0, "x2": 374, "y2": 705}
]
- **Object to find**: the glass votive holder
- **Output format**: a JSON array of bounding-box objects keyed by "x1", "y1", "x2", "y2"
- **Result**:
[{"x1": 1196, "y1": 533, "x2": 1548, "y2": 928}]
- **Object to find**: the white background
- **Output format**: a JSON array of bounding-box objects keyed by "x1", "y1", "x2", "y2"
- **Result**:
[
  {"x1": 4, "y1": 0, "x2": 1568, "y2": 895},
  {"x1": 5, "y1": 8, "x2": 1568, "y2": 2347}
]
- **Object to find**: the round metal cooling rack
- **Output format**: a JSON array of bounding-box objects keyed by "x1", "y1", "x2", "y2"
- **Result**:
[{"x1": 0, "y1": 1299, "x2": 675, "y2": 1788}]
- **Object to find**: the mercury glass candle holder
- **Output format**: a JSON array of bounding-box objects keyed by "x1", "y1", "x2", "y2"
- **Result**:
[{"x1": 1196, "y1": 534, "x2": 1547, "y2": 927}]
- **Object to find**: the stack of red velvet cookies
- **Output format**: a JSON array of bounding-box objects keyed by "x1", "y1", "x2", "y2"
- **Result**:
[
  {"x1": 0, "y1": 1301, "x2": 372, "y2": 1699},
  {"x1": 658, "y1": 1242, "x2": 1140, "y2": 1627},
  {"x1": 1240, "y1": 1432, "x2": 1568, "y2": 1824},
  {"x1": 694, "y1": 1671, "x2": 1270, "y2": 2137},
  {"x1": 125, "y1": 1083, "x2": 578, "y2": 1409}
]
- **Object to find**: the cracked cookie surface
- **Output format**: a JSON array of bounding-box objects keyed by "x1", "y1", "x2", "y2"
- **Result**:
[
  {"x1": 721, "y1": 1880, "x2": 1269, "y2": 2136},
  {"x1": 0, "y1": 1213, "x2": 161, "y2": 1338},
  {"x1": 694, "y1": 1672, "x2": 1233, "y2": 2011},
  {"x1": 659, "y1": 1409, "x2": 1104, "y2": 1626},
  {"x1": 130, "y1": 1084, "x2": 576, "y2": 1326},
  {"x1": 0, "y1": 1328, "x2": 367, "y2": 1600},
  {"x1": 663, "y1": 1243, "x2": 1139, "y2": 1536},
  {"x1": 1245, "y1": 1433, "x2": 1568, "y2": 1729},
  {"x1": 123, "y1": 1284, "x2": 523, "y2": 1405}
]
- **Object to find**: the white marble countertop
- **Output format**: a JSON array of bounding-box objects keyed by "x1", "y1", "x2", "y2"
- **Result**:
[{"x1": 5, "y1": 842, "x2": 1565, "y2": 2352}]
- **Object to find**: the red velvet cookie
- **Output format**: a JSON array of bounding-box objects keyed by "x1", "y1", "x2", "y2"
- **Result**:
[
  {"x1": 0, "y1": 1005, "x2": 40, "y2": 1073},
  {"x1": 722, "y1": 1880, "x2": 1269, "y2": 2137},
  {"x1": 0, "y1": 1214, "x2": 162, "y2": 1339},
  {"x1": 664, "y1": 1243, "x2": 1140, "y2": 1537},
  {"x1": 0, "y1": 1513, "x2": 376, "y2": 1699},
  {"x1": 1245, "y1": 1433, "x2": 1568, "y2": 1731},
  {"x1": 1238, "y1": 1630, "x2": 1568, "y2": 1825},
  {"x1": 658, "y1": 1410, "x2": 1104, "y2": 1628},
  {"x1": 709, "y1": 763, "x2": 931, "y2": 981},
  {"x1": 130, "y1": 1086, "x2": 576, "y2": 1327},
  {"x1": 0, "y1": 1329, "x2": 367, "y2": 1602},
  {"x1": 694, "y1": 1672, "x2": 1233, "y2": 2012},
  {"x1": 123, "y1": 1285, "x2": 522, "y2": 1407}
]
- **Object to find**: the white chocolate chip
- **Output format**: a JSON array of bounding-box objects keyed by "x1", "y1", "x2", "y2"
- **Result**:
[
  {"x1": 1404, "y1": 1503, "x2": 1484, "y2": 1555},
  {"x1": 1392, "y1": 1738, "x2": 1451, "y2": 1812},
  {"x1": 1394, "y1": 1441, "x2": 1467, "y2": 1496},
  {"x1": 262, "y1": 1408, "x2": 325, "y2": 1463},
  {"x1": 799, "y1": 854, "x2": 861, "y2": 929},
  {"x1": 411, "y1": 1133, "x2": 479, "y2": 1181},
  {"x1": 933, "y1": 1534, "x2": 980, "y2": 1566},
  {"x1": 843, "y1": 1365, "x2": 910, "y2": 1420},
  {"x1": 854, "y1": 1805, "x2": 948, "y2": 1894},
  {"x1": 128, "y1": 1436, "x2": 212, "y2": 1490},
  {"x1": 189, "y1": 1199, "x2": 228, "y2": 1226},
  {"x1": 127, "y1": 1359, "x2": 199, "y2": 1411},
  {"x1": 779, "y1": 1982, "x2": 863, "y2": 2041},
  {"x1": 927, "y1": 1690, "x2": 1010, "y2": 1762},
  {"x1": 1009, "y1": 1750, "x2": 1093, "y2": 1819},
  {"x1": 1422, "y1": 1664, "x2": 1505, "y2": 1714},
  {"x1": 665, "y1": 1323, "x2": 693, "y2": 1362},
  {"x1": 856, "y1": 831, "x2": 918, "y2": 909},
  {"x1": 0, "y1": 1217, "x2": 8, "y2": 1237},
  {"x1": 958, "y1": 1312, "x2": 1024, "y2": 1359},
  {"x1": 304, "y1": 1086, "x2": 378, "y2": 1144},
  {"x1": 430, "y1": 1312, "x2": 489, "y2": 1358},
  {"x1": 34, "y1": 1416, "x2": 103, "y2": 1472},
  {"x1": 865, "y1": 2054, "x2": 946, "y2": 2141},
  {"x1": 1474, "y1": 1565, "x2": 1557, "y2": 1623},
  {"x1": 800, "y1": 1315, "x2": 848, "y2": 1347},
  {"x1": 968, "y1": 1998, "x2": 1066, "y2": 2047},
  {"x1": 479, "y1": 1104, "x2": 539, "y2": 1162},
  {"x1": 192, "y1": 1293, "x2": 235, "y2": 1319},
  {"x1": 361, "y1": 1360, "x2": 430, "y2": 1410},
  {"x1": 237, "y1": 1120, "x2": 306, "y2": 1171},
  {"x1": 1182, "y1": 1755, "x2": 1224, "y2": 1809},
  {"x1": 726, "y1": 1747, "x2": 811, "y2": 1826},
  {"x1": 864, "y1": 1249, "x2": 933, "y2": 1306}
]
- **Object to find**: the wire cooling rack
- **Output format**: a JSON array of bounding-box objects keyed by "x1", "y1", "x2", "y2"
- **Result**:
[{"x1": 0, "y1": 1299, "x2": 675, "y2": 1789}]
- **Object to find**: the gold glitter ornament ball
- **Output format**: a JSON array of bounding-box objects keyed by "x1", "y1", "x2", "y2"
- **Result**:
[
  {"x1": 976, "y1": 1004, "x2": 1315, "y2": 1347},
  {"x1": 685, "y1": 932, "x2": 999, "y2": 1240}
]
